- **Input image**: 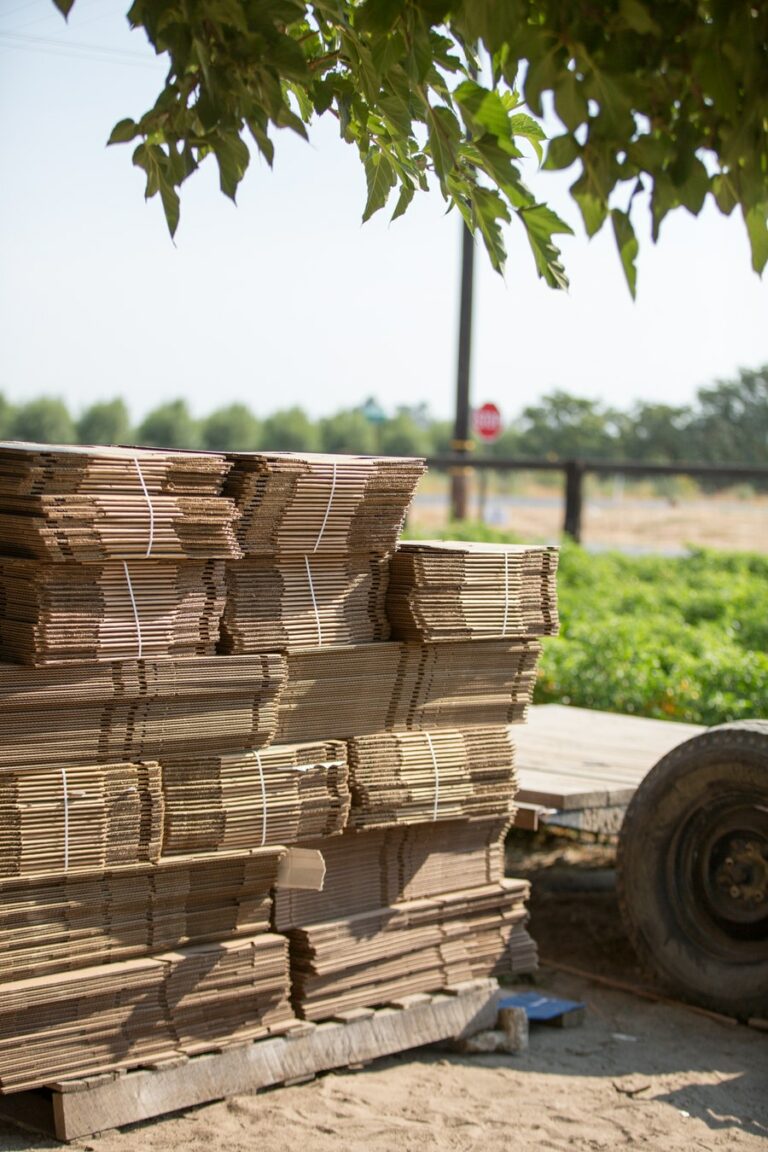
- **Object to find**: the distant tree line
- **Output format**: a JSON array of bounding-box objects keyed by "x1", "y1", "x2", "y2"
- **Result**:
[{"x1": 0, "y1": 367, "x2": 766, "y2": 472}]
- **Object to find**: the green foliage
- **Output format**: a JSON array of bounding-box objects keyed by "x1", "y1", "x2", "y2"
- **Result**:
[
  {"x1": 54, "y1": 0, "x2": 768, "y2": 292},
  {"x1": 378, "y1": 411, "x2": 431, "y2": 457},
  {"x1": 687, "y1": 368, "x2": 768, "y2": 469},
  {"x1": 262, "y1": 407, "x2": 319, "y2": 452},
  {"x1": 77, "y1": 399, "x2": 132, "y2": 446},
  {"x1": 539, "y1": 544, "x2": 768, "y2": 724},
  {"x1": 514, "y1": 390, "x2": 624, "y2": 460},
  {"x1": 319, "y1": 408, "x2": 377, "y2": 454},
  {"x1": 202, "y1": 403, "x2": 262, "y2": 450},
  {"x1": 11, "y1": 398, "x2": 75, "y2": 444},
  {"x1": 428, "y1": 419, "x2": 455, "y2": 455},
  {"x1": 137, "y1": 399, "x2": 200, "y2": 449},
  {"x1": 0, "y1": 395, "x2": 16, "y2": 439},
  {"x1": 413, "y1": 523, "x2": 768, "y2": 726}
]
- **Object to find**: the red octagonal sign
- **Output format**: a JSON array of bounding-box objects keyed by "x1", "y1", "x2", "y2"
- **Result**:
[{"x1": 473, "y1": 402, "x2": 503, "y2": 442}]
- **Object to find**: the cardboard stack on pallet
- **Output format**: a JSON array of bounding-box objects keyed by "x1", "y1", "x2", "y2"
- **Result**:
[
  {"x1": 226, "y1": 453, "x2": 559, "y2": 1022},
  {"x1": 0, "y1": 443, "x2": 323, "y2": 1095},
  {"x1": 0, "y1": 441, "x2": 558, "y2": 1111}
]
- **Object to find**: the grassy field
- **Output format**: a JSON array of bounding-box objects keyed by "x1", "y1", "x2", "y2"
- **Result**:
[{"x1": 405, "y1": 522, "x2": 768, "y2": 725}]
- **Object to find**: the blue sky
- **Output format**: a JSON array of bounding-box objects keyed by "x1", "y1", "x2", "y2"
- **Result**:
[{"x1": 1, "y1": 0, "x2": 767, "y2": 424}]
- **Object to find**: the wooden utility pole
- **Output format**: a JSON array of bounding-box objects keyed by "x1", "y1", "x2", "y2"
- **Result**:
[{"x1": 450, "y1": 223, "x2": 475, "y2": 520}]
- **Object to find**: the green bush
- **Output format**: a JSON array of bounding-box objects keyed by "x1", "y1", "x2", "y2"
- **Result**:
[{"x1": 407, "y1": 523, "x2": 768, "y2": 725}]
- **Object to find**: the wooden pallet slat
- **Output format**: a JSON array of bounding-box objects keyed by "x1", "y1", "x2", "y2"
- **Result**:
[{"x1": 0, "y1": 979, "x2": 500, "y2": 1142}]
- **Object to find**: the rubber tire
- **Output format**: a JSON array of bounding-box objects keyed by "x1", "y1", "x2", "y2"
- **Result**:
[{"x1": 617, "y1": 721, "x2": 768, "y2": 1019}]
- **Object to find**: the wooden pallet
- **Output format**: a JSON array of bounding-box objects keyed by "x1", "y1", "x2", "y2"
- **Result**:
[{"x1": 0, "y1": 979, "x2": 500, "y2": 1142}]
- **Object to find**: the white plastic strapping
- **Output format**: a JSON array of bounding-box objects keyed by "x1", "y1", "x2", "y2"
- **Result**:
[
  {"x1": 314, "y1": 461, "x2": 337, "y2": 552},
  {"x1": 304, "y1": 554, "x2": 323, "y2": 646},
  {"x1": 424, "y1": 731, "x2": 440, "y2": 822},
  {"x1": 133, "y1": 457, "x2": 155, "y2": 558},
  {"x1": 122, "y1": 561, "x2": 143, "y2": 659}
]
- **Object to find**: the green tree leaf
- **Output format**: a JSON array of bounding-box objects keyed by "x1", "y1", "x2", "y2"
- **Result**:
[
  {"x1": 611, "y1": 208, "x2": 639, "y2": 298},
  {"x1": 108, "y1": 119, "x2": 139, "y2": 145},
  {"x1": 544, "y1": 134, "x2": 580, "y2": 172},
  {"x1": 362, "y1": 150, "x2": 397, "y2": 221},
  {"x1": 744, "y1": 205, "x2": 768, "y2": 275},
  {"x1": 519, "y1": 203, "x2": 573, "y2": 290}
]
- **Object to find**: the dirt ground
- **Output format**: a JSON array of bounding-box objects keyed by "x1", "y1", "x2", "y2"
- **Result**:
[{"x1": 1, "y1": 833, "x2": 766, "y2": 1152}]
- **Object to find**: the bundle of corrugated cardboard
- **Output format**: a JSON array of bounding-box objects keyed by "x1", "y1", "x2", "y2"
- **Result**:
[
  {"x1": 270, "y1": 538, "x2": 557, "y2": 1024},
  {"x1": 0, "y1": 442, "x2": 240, "y2": 561},
  {"x1": 391, "y1": 639, "x2": 542, "y2": 730},
  {"x1": 0, "y1": 934, "x2": 295, "y2": 1091},
  {"x1": 274, "y1": 818, "x2": 509, "y2": 925},
  {"x1": 0, "y1": 558, "x2": 225, "y2": 664},
  {"x1": 0, "y1": 653, "x2": 286, "y2": 768},
  {"x1": 219, "y1": 554, "x2": 389, "y2": 652},
  {"x1": 0, "y1": 761, "x2": 163, "y2": 877},
  {"x1": 0, "y1": 443, "x2": 241, "y2": 664},
  {"x1": 346, "y1": 727, "x2": 516, "y2": 828},
  {"x1": 161, "y1": 740, "x2": 349, "y2": 855},
  {"x1": 0, "y1": 852, "x2": 283, "y2": 982},
  {"x1": 287, "y1": 882, "x2": 532, "y2": 1020},
  {"x1": 275, "y1": 639, "x2": 541, "y2": 743},
  {"x1": 275, "y1": 819, "x2": 536, "y2": 1021},
  {"x1": 224, "y1": 452, "x2": 425, "y2": 556},
  {"x1": 387, "y1": 541, "x2": 559, "y2": 641},
  {"x1": 220, "y1": 452, "x2": 424, "y2": 652}
]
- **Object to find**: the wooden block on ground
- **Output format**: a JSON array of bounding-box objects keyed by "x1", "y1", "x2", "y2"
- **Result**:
[
  {"x1": 386, "y1": 994, "x2": 433, "y2": 1010},
  {"x1": 331, "y1": 1007, "x2": 376, "y2": 1023},
  {"x1": 498, "y1": 1006, "x2": 529, "y2": 1052}
]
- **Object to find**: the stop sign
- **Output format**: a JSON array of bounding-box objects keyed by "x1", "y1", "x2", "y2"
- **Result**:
[{"x1": 473, "y1": 402, "x2": 503, "y2": 442}]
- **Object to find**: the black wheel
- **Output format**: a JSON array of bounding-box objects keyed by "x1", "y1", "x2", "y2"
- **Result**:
[{"x1": 617, "y1": 721, "x2": 768, "y2": 1019}]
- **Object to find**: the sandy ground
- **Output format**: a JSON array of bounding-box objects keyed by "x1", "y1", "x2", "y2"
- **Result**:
[
  {"x1": 1, "y1": 834, "x2": 766, "y2": 1152},
  {"x1": 1, "y1": 973, "x2": 764, "y2": 1152}
]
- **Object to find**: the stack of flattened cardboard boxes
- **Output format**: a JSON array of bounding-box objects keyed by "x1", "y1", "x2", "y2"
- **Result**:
[
  {"x1": 0, "y1": 442, "x2": 558, "y2": 1096},
  {"x1": 221, "y1": 453, "x2": 557, "y2": 1023},
  {"x1": 0, "y1": 444, "x2": 312, "y2": 1093}
]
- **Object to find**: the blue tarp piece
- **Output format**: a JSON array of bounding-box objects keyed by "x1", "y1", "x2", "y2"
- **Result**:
[{"x1": 498, "y1": 992, "x2": 585, "y2": 1021}]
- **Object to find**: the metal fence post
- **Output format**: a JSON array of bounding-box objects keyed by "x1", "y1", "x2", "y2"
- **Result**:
[{"x1": 564, "y1": 461, "x2": 584, "y2": 542}]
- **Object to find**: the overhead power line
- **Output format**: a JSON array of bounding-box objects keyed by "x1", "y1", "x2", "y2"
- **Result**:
[{"x1": 0, "y1": 29, "x2": 159, "y2": 68}]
